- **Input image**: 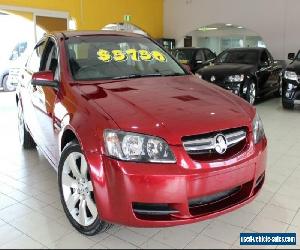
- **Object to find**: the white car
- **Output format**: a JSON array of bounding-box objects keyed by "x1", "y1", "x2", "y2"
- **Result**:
[{"x1": 0, "y1": 41, "x2": 32, "y2": 91}]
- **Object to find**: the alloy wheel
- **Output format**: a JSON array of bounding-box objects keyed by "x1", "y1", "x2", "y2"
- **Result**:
[
  {"x1": 279, "y1": 77, "x2": 283, "y2": 96},
  {"x1": 3, "y1": 75, "x2": 16, "y2": 92},
  {"x1": 62, "y1": 152, "x2": 98, "y2": 227},
  {"x1": 249, "y1": 82, "x2": 256, "y2": 105},
  {"x1": 18, "y1": 104, "x2": 24, "y2": 145}
]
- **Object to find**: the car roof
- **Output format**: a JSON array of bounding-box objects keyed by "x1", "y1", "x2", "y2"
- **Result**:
[
  {"x1": 225, "y1": 47, "x2": 265, "y2": 52},
  {"x1": 50, "y1": 30, "x2": 146, "y2": 39},
  {"x1": 175, "y1": 47, "x2": 208, "y2": 50}
]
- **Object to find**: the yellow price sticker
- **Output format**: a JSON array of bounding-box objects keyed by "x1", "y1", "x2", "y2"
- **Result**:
[
  {"x1": 112, "y1": 49, "x2": 126, "y2": 62},
  {"x1": 96, "y1": 48, "x2": 167, "y2": 63},
  {"x1": 152, "y1": 51, "x2": 167, "y2": 62},
  {"x1": 126, "y1": 49, "x2": 139, "y2": 61},
  {"x1": 97, "y1": 49, "x2": 111, "y2": 62},
  {"x1": 139, "y1": 49, "x2": 152, "y2": 61}
]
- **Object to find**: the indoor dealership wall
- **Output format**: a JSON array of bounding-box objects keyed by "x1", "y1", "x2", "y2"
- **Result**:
[
  {"x1": 0, "y1": 0, "x2": 163, "y2": 38},
  {"x1": 164, "y1": 0, "x2": 300, "y2": 60}
]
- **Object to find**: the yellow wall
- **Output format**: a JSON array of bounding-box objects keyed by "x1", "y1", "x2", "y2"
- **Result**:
[
  {"x1": 9, "y1": 10, "x2": 33, "y2": 21},
  {"x1": 0, "y1": 0, "x2": 163, "y2": 38}
]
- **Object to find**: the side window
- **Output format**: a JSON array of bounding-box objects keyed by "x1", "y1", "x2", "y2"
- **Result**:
[
  {"x1": 26, "y1": 39, "x2": 46, "y2": 73},
  {"x1": 266, "y1": 50, "x2": 274, "y2": 63},
  {"x1": 40, "y1": 39, "x2": 59, "y2": 80},
  {"x1": 195, "y1": 50, "x2": 204, "y2": 62},
  {"x1": 260, "y1": 51, "x2": 270, "y2": 66},
  {"x1": 216, "y1": 51, "x2": 228, "y2": 63},
  {"x1": 204, "y1": 49, "x2": 216, "y2": 60}
]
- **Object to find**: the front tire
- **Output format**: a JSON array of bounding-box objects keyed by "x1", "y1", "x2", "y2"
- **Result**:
[
  {"x1": 274, "y1": 77, "x2": 282, "y2": 97},
  {"x1": 58, "y1": 141, "x2": 112, "y2": 235},
  {"x1": 18, "y1": 101, "x2": 36, "y2": 149},
  {"x1": 246, "y1": 81, "x2": 257, "y2": 105},
  {"x1": 3, "y1": 75, "x2": 16, "y2": 92},
  {"x1": 282, "y1": 100, "x2": 294, "y2": 110}
]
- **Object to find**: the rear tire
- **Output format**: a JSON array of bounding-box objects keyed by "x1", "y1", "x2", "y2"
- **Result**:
[
  {"x1": 282, "y1": 100, "x2": 294, "y2": 110},
  {"x1": 58, "y1": 141, "x2": 112, "y2": 236},
  {"x1": 274, "y1": 77, "x2": 282, "y2": 97},
  {"x1": 18, "y1": 101, "x2": 36, "y2": 149}
]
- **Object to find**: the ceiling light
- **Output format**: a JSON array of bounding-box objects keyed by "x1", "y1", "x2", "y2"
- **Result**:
[
  {"x1": 68, "y1": 18, "x2": 77, "y2": 30},
  {"x1": 226, "y1": 24, "x2": 232, "y2": 26},
  {"x1": 198, "y1": 27, "x2": 218, "y2": 31},
  {"x1": 237, "y1": 26, "x2": 243, "y2": 29}
]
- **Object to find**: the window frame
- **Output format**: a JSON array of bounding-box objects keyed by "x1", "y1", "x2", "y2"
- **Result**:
[
  {"x1": 40, "y1": 36, "x2": 61, "y2": 82},
  {"x1": 25, "y1": 38, "x2": 47, "y2": 74}
]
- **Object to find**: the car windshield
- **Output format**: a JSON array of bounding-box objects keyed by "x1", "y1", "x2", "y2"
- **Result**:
[
  {"x1": 216, "y1": 50, "x2": 258, "y2": 65},
  {"x1": 66, "y1": 35, "x2": 186, "y2": 81}
]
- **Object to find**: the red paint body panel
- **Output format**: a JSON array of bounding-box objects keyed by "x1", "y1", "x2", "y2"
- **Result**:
[{"x1": 18, "y1": 31, "x2": 267, "y2": 228}]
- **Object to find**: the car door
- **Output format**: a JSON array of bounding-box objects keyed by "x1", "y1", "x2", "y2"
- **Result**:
[
  {"x1": 203, "y1": 49, "x2": 217, "y2": 65},
  {"x1": 29, "y1": 37, "x2": 60, "y2": 166},
  {"x1": 193, "y1": 50, "x2": 205, "y2": 72},
  {"x1": 257, "y1": 49, "x2": 273, "y2": 95},
  {"x1": 266, "y1": 49, "x2": 281, "y2": 91},
  {"x1": 21, "y1": 38, "x2": 47, "y2": 145}
]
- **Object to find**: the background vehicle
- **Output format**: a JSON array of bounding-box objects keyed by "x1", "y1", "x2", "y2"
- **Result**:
[
  {"x1": 173, "y1": 47, "x2": 216, "y2": 73},
  {"x1": 0, "y1": 51, "x2": 11, "y2": 91},
  {"x1": 0, "y1": 41, "x2": 31, "y2": 91},
  {"x1": 281, "y1": 51, "x2": 300, "y2": 109},
  {"x1": 197, "y1": 48, "x2": 282, "y2": 104},
  {"x1": 17, "y1": 31, "x2": 266, "y2": 236}
]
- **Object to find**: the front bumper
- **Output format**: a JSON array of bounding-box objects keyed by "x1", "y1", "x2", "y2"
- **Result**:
[{"x1": 89, "y1": 137, "x2": 267, "y2": 227}]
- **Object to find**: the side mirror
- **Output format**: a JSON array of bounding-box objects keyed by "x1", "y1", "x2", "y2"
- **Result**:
[
  {"x1": 260, "y1": 61, "x2": 269, "y2": 68},
  {"x1": 31, "y1": 71, "x2": 58, "y2": 88},
  {"x1": 182, "y1": 64, "x2": 192, "y2": 73},
  {"x1": 288, "y1": 53, "x2": 295, "y2": 60}
]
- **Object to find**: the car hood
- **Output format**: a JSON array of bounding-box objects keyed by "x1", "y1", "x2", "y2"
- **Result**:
[
  {"x1": 286, "y1": 60, "x2": 300, "y2": 73},
  {"x1": 77, "y1": 75, "x2": 254, "y2": 145},
  {"x1": 198, "y1": 63, "x2": 256, "y2": 76}
]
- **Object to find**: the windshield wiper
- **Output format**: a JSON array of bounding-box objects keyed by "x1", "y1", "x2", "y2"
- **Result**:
[
  {"x1": 111, "y1": 73, "x2": 163, "y2": 80},
  {"x1": 163, "y1": 73, "x2": 186, "y2": 77}
]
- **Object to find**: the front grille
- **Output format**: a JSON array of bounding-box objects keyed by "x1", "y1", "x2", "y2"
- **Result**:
[{"x1": 182, "y1": 128, "x2": 248, "y2": 160}]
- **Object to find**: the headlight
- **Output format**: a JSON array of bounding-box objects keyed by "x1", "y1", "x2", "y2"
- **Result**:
[
  {"x1": 227, "y1": 74, "x2": 244, "y2": 82},
  {"x1": 103, "y1": 130, "x2": 176, "y2": 163},
  {"x1": 284, "y1": 71, "x2": 298, "y2": 82},
  {"x1": 252, "y1": 113, "x2": 265, "y2": 144}
]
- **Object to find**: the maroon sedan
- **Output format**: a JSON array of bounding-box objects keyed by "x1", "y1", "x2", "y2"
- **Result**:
[{"x1": 16, "y1": 31, "x2": 267, "y2": 235}]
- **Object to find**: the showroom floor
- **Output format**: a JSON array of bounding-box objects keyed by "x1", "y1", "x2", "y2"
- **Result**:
[{"x1": 0, "y1": 91, "x2": 299, "y2": 249}]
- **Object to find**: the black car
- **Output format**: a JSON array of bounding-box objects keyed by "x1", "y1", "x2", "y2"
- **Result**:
[
  {"x1": 196, "y1": 48, "x2": 282, "y2": 104},
  {"x1": 173, "y1": 47, "x2": 216, "y2": 73},
  {"x1": 281, "y1": 52, "x2": 300, "y2": 109}
]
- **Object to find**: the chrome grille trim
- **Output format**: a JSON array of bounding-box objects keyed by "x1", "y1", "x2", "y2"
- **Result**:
[{"x1": 183, "y1": 129, "x2": 247, "y2": 154}]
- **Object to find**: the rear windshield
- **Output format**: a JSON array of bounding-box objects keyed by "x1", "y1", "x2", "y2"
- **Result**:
[
  {"x1": 66, "y1": 35, "x2": 186, "y2": 81},
  {"x1": 216, "y1": 50, "x2": 259, "y2": 65}
]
